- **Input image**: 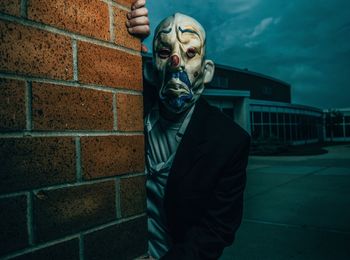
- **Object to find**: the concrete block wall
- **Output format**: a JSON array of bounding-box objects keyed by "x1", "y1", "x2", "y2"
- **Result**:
[{"x1": 0, "y1": 0, "x2": 147, "y2": 259}]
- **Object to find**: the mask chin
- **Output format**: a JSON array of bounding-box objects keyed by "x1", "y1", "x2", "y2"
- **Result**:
[
  {"x1": 159, "y1": 83, "x2": 204, "y2": 114},
  {"x1": 160, "y1": 90, "x2": 194, "y2": 113},
  {"x1": 158, "y1": 70, "x2": 194, "y2": 113}
]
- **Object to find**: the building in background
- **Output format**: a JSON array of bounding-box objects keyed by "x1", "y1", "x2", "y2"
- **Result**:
[
  {"x1": 144, "y1": 56, "x2": 349, "y2": 145},
  {"x1": 324, "y1": 108, "x2": 350, "y2": 142}
]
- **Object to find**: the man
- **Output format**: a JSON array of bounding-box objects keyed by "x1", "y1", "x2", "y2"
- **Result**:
[
  {"x1": 110, "y1": 5, "x2": 250, "y2": 257},
  {"x1": 143, "y1": 13, "x2": 251, "y2": 259}
]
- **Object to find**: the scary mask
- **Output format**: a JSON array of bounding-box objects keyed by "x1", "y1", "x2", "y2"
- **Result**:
[{"x1": 152, "y1": 13, "x2": 215, "y2": 114}]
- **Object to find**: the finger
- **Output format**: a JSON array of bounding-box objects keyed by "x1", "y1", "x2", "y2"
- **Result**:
[
  {"x1": 141, "y1": 44, "x2": 148, "y2": 53},
  {"x1": 128, "y1": 25, "x2": 150, "y2": 36},
  {"x1": 132, "y1": 0, "x2": 146, "y2": 10},
  {"x1": 126, "y1": 16, "x2": 149, "y2": 28},
  {"x1": 128, "y1": 7, "x2": 148, "y2": 19}
]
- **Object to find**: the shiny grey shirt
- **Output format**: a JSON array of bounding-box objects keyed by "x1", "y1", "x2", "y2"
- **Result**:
[{"x1": 145, "y1": 104, "x2": 194, "y2": 259}]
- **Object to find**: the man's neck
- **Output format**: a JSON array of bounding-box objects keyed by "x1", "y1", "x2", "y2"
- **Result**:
[{"x1": 159, "y1": 102, "x2": 192, "y2": 123}]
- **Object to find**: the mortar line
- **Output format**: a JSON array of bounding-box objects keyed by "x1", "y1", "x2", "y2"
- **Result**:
[
  {"x1": 27, "y1": 192, "x2": 34, "y2": 245},
  {"x1": 2, "y1": 210, "x2": 145, "y2": 259},
  {"x1": 25, "y1": 81, "x2": 33, "y2": 131},
  {"x1": 108, "y1": 3, "x2": 116, "y2": 42},
  {"x1": 0, "y1": 13, "x2": 140, "y2": 56},
  {"x1": 20, "y1": 0, "x2": 28, "y2": 18},
  {"x1": 113, "y1": 93, "x2": 118, "y2": 130},
  {"x1": 75, "y1": 137, "x2": 82, "y2": 182},
  {"x1": 0, "y1": 72, "x2": 143, "y2": 95},
  {"x1": 82, "y1": 213, "x2": 146, "y2": 235},
  {"x1": 1, "y1": 234, "x2": 80, "y2": 260},
  {"x1": 0, "y1": 172, "x2": 145, "y2": 196},
  {"x1": 79, "y1": 234, "x2": 85, "y2": 260},
  {"x1": 0, "y1": 191, "x2": 27, "y2": 199},
  {"x1": 120, "y1": 172, "x2": 146, "y2": 179},
  {"x1": 102, "y1": 0, "x2": 130, "y2": 12},
  {"x1": 72, "y1": 39, "x2": 79, "y2": 81},
  {"x1": 0, "y1": 130, "x2": 144, "y2": 138},
  {"x1": 115, "y1": 178, "x2": 122, "y2": 219}
]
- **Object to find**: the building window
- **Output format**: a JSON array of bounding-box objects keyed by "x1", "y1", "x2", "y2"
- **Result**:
[
  {"x1": 253, "y1": 112, "x2": 262, "y2": 124},
  {"x1": 333, "y1": 125, "x2": 344, "y2": 137},
  {"x1": 253, "y1": 124, "x2": 262, "y2": 139},
  {"x1": 346, "y1": 125, "x2": 350, "y2": 137},
  {"x1": 271, "y1": 113, "x2": 277, "y2": 124},
  {"x1": 345, "y1": 116, "x2": 350, "y2": 124},
  {"x1": 279, "y1": 125, "x2": 285, "y2": 141},
  {"x1": 250, "y1": 107, "x2": 323, "y2": 144},
  {"x1": 210, "y1": 75, "x2": 229, "y2": 89},
  {"x1": 262, "y1": 112, "x2": 269, "y2": 124},
  {"x1": 271, "y1": 124, "x2": 278, "y2": 138},
  {"x1": 262, "y1": 86, "x2": 272, "y2": 96},
  {"x1": 278, "y1": 113, "x2": 284, "y2": 124}
]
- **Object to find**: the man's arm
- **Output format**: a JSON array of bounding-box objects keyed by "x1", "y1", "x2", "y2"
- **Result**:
[
  {"x1": 126, "y1": 0, "x2": 150, "y2": 52},
  {"x1": 163, "y1": 136, "x2": 251, "y2": 260}
]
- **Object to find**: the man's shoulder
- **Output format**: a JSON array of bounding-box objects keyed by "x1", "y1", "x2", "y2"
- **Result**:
[{"x1": 198, "y1": 98, "x2": 250, "y2": 145}]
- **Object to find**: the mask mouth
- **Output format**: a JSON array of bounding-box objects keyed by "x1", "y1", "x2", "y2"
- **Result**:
[
  {"x1": 161, "y1": 78, "x2": 190, "y2": 98},
  {"x1": 159, "y1": 70, "x2": 194, "y2": 110},
  {"x1": 161, "y1": 70, "x2": 192, "y2": 96}
]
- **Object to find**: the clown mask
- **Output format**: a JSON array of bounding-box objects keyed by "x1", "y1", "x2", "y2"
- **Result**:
[{"x1": 152, "y1": 13, "x2": 215, "y2": 114}]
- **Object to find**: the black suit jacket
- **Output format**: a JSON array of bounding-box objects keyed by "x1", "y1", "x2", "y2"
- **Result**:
[{"x1": 158, "y1": 97, "x2": 251, "y2": 260}]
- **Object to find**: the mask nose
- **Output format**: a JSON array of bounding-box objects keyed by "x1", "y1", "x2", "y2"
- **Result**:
[{"x1": 170, "y1": 54, "x2": 180, "y2": 68}]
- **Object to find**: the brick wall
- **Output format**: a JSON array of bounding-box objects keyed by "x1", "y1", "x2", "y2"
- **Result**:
[{"x1": 0, "y1": 1, "x2": 147, "y2": 259}]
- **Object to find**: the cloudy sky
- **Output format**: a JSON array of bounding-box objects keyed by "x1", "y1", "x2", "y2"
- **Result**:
[{"x1": 144, "y1": 0, "x2": 350, "y2": 109}]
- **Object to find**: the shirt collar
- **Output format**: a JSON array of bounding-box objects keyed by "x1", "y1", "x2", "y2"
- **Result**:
[{"x1": 145, "y1": 102, "x2": 196, "y2": 141}]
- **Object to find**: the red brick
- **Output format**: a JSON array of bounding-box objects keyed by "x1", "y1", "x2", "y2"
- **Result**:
[
  {"x1": 0, "y1": 20, "x2": 73, "y2": 80},
  {"x1": 32, "y1": 83, "x2": 114, "y2": 130},
  {"x1": 81, "y1": 135, "x2": 145, "y2": 179},
  {"x1": 0, "y1": 0, "x2": 20, "y2": 16},
  {"x1": 84, "y1": 216, "x2": 147, "y2": 260},
  {"x1": 34, "y1": 181, "x2": 116, "y2": 242},
  {"x1": 78, "y1": 41, "x2": 142, "y2": 91},
  {"x1": 0, "y1": 78, "x2": 26, "y2": 131},
  {"x1": 0, "y1": 137, "x2": 75, "y2": 194},
  {"x1": 114, "y1": 7, "x2": 141, "y2": 51},
  {"x1": 113, "y1": 0, "x2": 133, "y2": 8},
  {"x1": 12, "y1": 239, "x2": 79, "y2": 260},
  {"x1": 120, "y1": 175, "x2": 146, "y2": 217},
  {"x1": 28, "y1": 0, "x2": 110, "y2": 41},
  {"x1": 0, "y1": 195, "x2": 28, "y2": 256},
  {"x1": 117, "y1": 93, "x2": 143, "y2": 131}
]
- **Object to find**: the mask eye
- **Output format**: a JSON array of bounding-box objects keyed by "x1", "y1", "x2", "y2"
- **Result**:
[
  {"x1": 186, "y1": 47, "x2": 197, "y2": 58},
  {"x1": 158, "y1": 48, "x2": 171, "y2": 59}
]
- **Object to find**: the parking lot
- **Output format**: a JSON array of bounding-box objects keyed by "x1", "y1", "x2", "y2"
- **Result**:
[{"x1": 221, "y1": 145, "x2": 350, "y2": 259}]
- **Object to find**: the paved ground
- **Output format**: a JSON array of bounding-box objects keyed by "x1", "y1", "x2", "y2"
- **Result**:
[{"x1": 221, "y1": 144, "x2": 350, "y2": 260}]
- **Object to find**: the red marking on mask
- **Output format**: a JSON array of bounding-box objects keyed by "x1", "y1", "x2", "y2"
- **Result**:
[{"x1": 170, "y1": 54, "x2": 180, "y2": 68}]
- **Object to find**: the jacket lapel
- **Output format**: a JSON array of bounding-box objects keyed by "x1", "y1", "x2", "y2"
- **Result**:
[{"x1": 165, "y1": 97, "x2": 210, "y2": 193}]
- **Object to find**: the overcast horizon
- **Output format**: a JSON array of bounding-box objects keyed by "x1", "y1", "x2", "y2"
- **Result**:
[{"x1": 144, "y1": 0, "x2": 350, "y2": 109}]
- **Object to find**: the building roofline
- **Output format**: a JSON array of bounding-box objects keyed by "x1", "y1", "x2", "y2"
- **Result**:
[
  {"x1": 323, "y1": 108, "x2": 350, "y2": 112},
  {"x1": 250, "y1": 99, "x2": 323, "y2": 113},
  {"x1": 215, "y1": 63, "x2": 291, "y2": 87},
  {"x1": 203, "y1": 89, "x2": 250, "y2": 97},
  {"x1": 142, "y1": 54, "x2": 291, "y2": 88}
]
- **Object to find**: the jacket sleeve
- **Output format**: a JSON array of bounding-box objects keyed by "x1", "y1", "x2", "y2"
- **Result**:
[{"x1": 161, "y1": 136, "x2": 251, "y2": 260}]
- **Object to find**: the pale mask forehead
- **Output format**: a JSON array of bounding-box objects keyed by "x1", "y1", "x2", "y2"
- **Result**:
[{"x1": 154, "y1": 13, "x2": 206, "y2": 55}]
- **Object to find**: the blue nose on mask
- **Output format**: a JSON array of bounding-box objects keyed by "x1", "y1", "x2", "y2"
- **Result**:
[
  {"x1": 164, "y1": 70, "x2": 192, "y2": 89},
  {"x1": 161, "y1": 70, "x2": 193, "y2": 110}
]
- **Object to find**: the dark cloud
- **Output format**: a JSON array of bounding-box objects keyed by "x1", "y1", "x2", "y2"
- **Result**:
[{"x1": 144, "y1": 0, "x2": 350, "y2": 108}]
